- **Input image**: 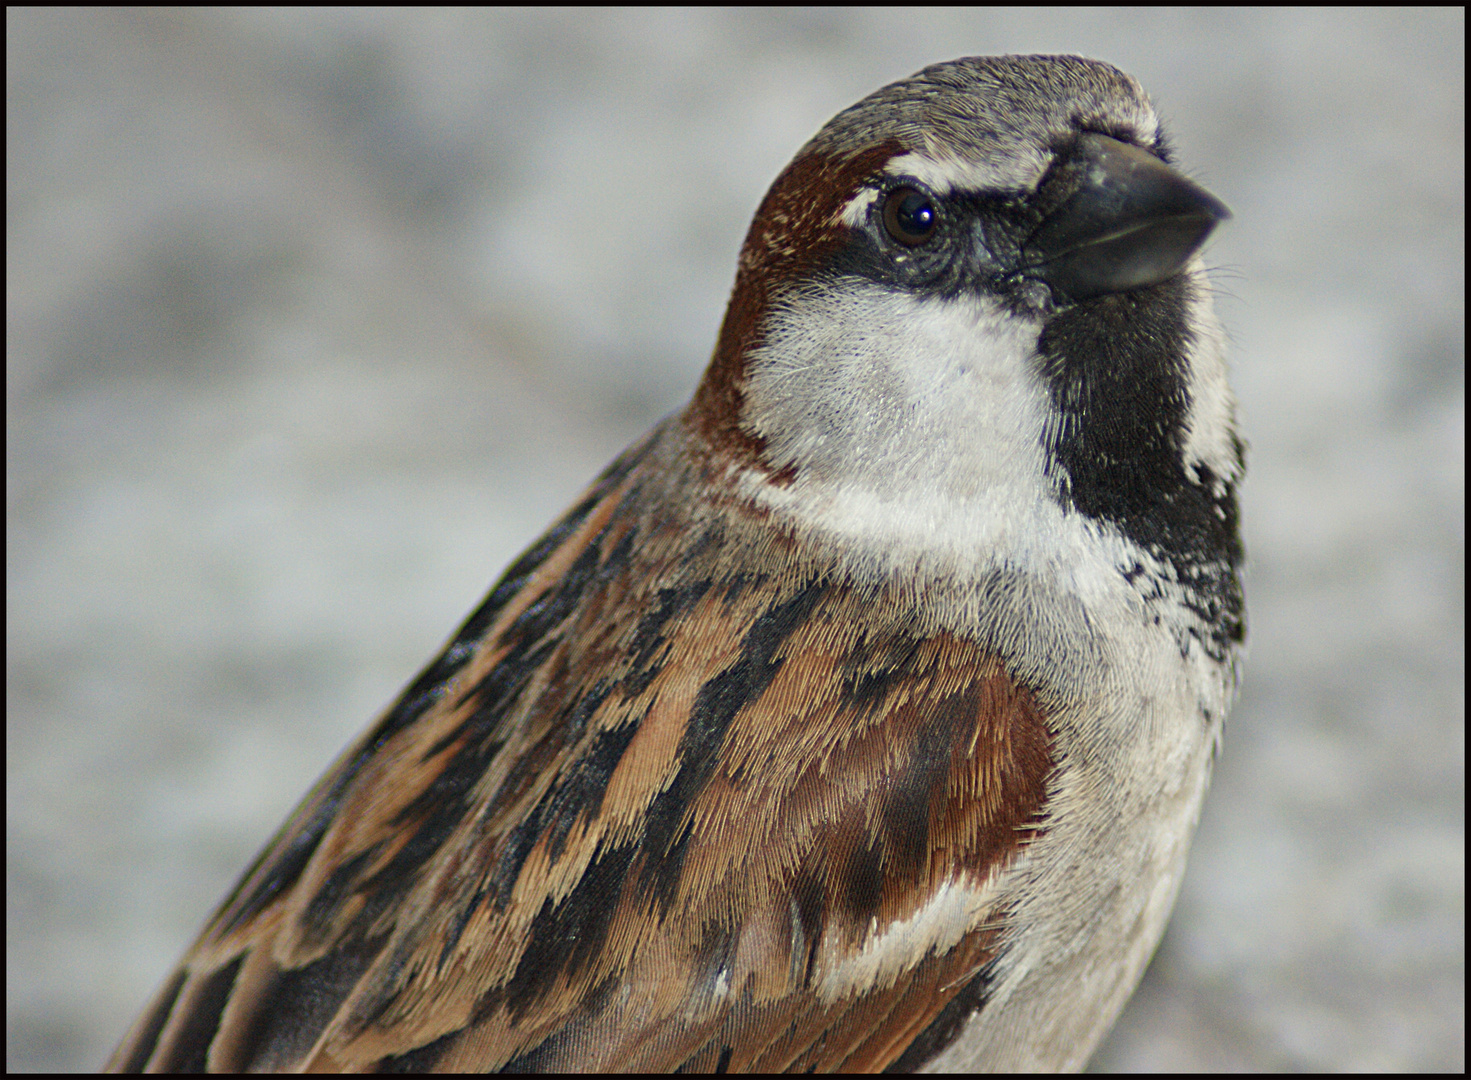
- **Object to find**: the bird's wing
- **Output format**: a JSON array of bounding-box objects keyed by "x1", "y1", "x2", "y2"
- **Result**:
[{"x1": 106, "y1": 421, "x2": 1055, "y2": 1073}]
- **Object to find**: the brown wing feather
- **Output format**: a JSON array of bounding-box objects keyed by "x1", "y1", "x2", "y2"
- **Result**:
[{"x1": 106, "y1": 420, "x2": 1055, "y2": 1073}]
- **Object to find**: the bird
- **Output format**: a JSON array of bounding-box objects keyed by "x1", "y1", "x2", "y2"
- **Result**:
[{"x1": 106, "y1": 54, "x2": 1244, "y2": 1073}]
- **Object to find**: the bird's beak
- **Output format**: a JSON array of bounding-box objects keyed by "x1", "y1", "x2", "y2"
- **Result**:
[{"x1": 1021, "y1": 133, "x2": 1230, "y2": 302}]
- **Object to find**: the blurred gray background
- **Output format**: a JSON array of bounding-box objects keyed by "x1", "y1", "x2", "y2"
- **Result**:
[{"x1": 7, "y1": 8, "x2": 1463, "y2": 1072}]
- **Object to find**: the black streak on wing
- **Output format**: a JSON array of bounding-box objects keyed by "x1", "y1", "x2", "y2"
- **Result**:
[
  {"x1": 540, "y1": 718, "x2": 638, "y2": 865},
  {"x1": 883, "y1": 962, "x2": 998, "y2": 1073},
  {"x1": 299, "y1": 850, "x2": 374, "y2": 948},
  {"x1": 211, "y1": 767, "x2": 360, "y2": 940},
  {"x1": 642, "y1": 580, "x2": 827, "y2": 914},
  {"x1": 498, "y1": 839, "x2": 642, "y2": 1022},
  {"x1": 374, "y1": 1028, "x2": 457, "y2": 1072},
  {"x1": 203, "y1": 436, "x2": 660, "y2": 943},
  {"x1": 494, "y1": 973, "x2": 622, "y2": 1073},
  {"x1": 154, "y1": 956, "x2": 242, "y2": 1073},
  {"x1": 236, "y1": 940, "x2": 385, "y2": 1071},
  {"x1": 304, "y1": 475, "x2": 657, "y2": 1036},
  {"x1": 470, "y1": 578, "x2": 832, "y2": 1032},
  {"x1": 110, "y1": 969, "x2": 186, "y2": 1073}
]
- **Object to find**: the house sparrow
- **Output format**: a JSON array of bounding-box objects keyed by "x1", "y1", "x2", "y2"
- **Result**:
[{"x1": 106, "y1": 54, "x2": 1243, "y2": 1073}]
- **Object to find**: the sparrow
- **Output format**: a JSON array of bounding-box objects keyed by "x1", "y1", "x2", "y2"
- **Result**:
[{"x1": 106, "y1": 54, "x2": 1244, "y2": 1073}]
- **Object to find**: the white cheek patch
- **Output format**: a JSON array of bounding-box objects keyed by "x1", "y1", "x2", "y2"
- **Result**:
[{"x1": 740, "y1": 286, "x2": 1062, "y2": 566}]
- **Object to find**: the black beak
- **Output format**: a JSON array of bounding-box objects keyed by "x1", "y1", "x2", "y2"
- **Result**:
[{"x1": 1021, "y1": 133, "x2": 1230, "y2": 303}]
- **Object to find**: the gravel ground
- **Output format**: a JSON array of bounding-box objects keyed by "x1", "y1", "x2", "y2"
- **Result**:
[{"x1": 8, "y1": 8, "x2": 1463, "y2": 1072}]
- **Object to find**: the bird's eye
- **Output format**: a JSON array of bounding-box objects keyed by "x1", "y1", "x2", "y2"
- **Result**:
[{"x1": 882, "y1": 187, "x2": 939, "y2": 247}]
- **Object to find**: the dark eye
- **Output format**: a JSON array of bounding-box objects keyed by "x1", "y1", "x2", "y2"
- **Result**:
[{"x1": 882, "y1": 187, "x2": 939, "y2": 247}]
